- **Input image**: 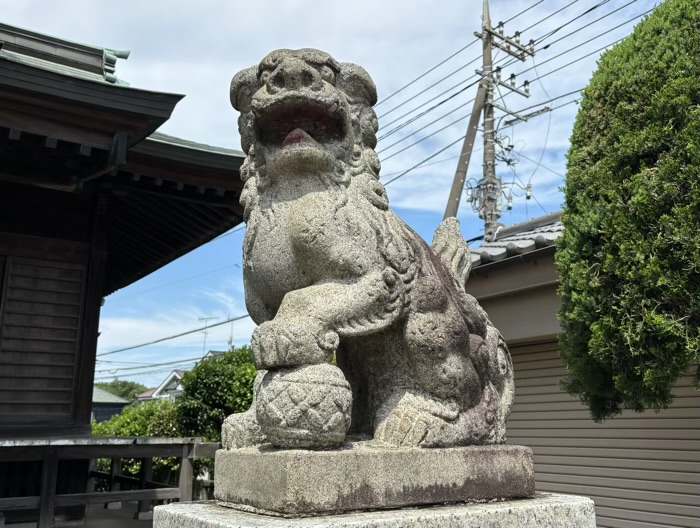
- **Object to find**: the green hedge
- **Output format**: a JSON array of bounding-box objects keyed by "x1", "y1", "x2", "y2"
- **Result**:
[{"x1": 557, "y1": 0, "x2": 700, "y2": 421}]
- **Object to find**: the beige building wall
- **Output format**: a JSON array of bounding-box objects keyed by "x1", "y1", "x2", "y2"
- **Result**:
[{"x1": 469, "y1": 253, "x2": 700, "y2": 528}]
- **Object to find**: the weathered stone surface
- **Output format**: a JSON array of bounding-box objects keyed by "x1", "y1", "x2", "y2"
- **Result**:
[
  {"x1": 214, "y1": 443, "x2": 534, "y2": 516},
  {"x1": 154, "y1": 493, "x2": 596, "y2": 527},
  {"x1": 224, "y1": 48, "x2": 515, "y2": 451},
  {"x1": 256, "y1": 365, "x2": 353, "y2": 449}
]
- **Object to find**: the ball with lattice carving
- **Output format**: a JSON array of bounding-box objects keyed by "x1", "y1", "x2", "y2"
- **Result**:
[{"x1": 256, "y1": 364, "x2": 352, "y2": 449}]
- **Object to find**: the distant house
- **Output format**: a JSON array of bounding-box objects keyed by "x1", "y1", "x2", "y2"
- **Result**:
[
  {"x1": 134, "y1": 388, "x2": 157, "y2": 401},
  {"x1": 135, "y1": 370, "x2": 187, "y2": 402},
  {"x1": 203, "y1": 350, "x2": 227, "y2": 359},
  {"x1": 468, "y1": 211, "x2": 700, "y2": 528},
  {"x1": 91, "y1": 386, "x2": 129, "y2": 422}
]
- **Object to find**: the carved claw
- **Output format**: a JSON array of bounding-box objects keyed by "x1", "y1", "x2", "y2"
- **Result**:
[
  {"x1": 374, "y1": 392, "x2": 461, "y2": 448},
  {"x1": 251, "y1": 319, "x2": 338, "y2": 369}
]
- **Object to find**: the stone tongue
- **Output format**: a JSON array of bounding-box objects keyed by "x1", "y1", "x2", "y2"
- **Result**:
[{"x1": 282, "y1": 128, "x2": 314, "y2": 147}]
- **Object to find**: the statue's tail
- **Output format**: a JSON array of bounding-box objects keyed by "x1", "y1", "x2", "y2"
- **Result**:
[
  {"x1": 430, "y1": 217, "x2": 472, "y2": 290},
  {"x1": 431, "y1": 217, "x2": 514, "y2": 442}
]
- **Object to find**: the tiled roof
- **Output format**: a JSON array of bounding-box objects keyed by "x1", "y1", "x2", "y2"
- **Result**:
[
  {"x1": 147, "y1": 132, "x2": 245, "y2": 158},
  {"x1": 136, "y1": 388, "x2": 156, "y2": 399},
  {"x1": 470, "y1": 211, "x2": 563, "y2": 268},
  {"x1": 93, "y1": 386, "x2": 130, "y2": 404}
]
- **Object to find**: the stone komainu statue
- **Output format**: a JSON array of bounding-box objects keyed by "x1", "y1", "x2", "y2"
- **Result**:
[{"x1": 222, "y1": 49, "x2": 514, "y2": 450}]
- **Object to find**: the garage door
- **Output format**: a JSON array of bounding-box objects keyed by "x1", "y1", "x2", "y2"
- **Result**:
[{"x1": 507, "y1": 340, "x2": 700, "y2": 528}]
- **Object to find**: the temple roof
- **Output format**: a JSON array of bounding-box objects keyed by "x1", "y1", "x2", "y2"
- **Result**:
[
  {"x1": 470, "y1": 211, "x2": 563, "y2": 268},
  {"x1": 0, "y1": 22, "x2": 245, "y2": 295},
  {"x1": 0, "y1": 22, "x2": 130, "y2": 85}
]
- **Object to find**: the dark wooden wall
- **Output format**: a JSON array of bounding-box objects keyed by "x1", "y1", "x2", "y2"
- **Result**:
[{"x1": 0, "y1": 181, "x2": 104, "y2": 437}]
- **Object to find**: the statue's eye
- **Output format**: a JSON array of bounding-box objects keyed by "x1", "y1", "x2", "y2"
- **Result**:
[{"x1": 320, "y1": 65, "x2": 335, "y2": 85}]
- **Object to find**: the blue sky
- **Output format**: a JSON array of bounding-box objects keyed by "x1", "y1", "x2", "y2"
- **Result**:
[{"x1": 3, "y1": 0, "x2": 657, "y2": 387}]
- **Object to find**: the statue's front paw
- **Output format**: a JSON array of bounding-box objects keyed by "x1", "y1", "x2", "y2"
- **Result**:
[
  {"x1": 221, "y1": 409, "x2": 266, "y2": 449},
  {"x1": 374, "y1": 392, "x2": 461, "y2": 448},
  {"x1": 251, "y1": 320, "x2": 338, "y2": 369},
  {"x1": 374, "y1": 407, "x2": 436, "y2": 447}
]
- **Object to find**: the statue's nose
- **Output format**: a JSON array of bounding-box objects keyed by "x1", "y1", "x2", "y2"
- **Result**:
[{"x1": 268, "y1": 58, "x2": 323, "y2": 93}]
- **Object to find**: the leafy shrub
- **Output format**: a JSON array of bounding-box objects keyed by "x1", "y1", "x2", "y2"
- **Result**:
[
  {"x1": 557, "y1": 0, "x2": 700, "y2": 421},
  {"x1": 92, "y1": 399, "x2": 181, "y2": 484},
  {"x1": 176, "y1": 346, "x2": 256, "y2": 442},
  {"x1": 95, "y1": 380, "x2": 148, "y2": 401}
]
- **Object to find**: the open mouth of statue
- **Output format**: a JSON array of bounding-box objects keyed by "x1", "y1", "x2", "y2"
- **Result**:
[{"x1": 255, "y1": 103, "x2": 345, "y2": 148}]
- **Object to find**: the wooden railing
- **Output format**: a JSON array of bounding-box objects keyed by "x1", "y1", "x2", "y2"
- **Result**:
[{"x1": 0, "y1": 437, "x2": 219, "y2": 527}]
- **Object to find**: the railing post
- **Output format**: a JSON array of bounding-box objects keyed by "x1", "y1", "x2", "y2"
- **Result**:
[
  {"x1": 178, "y1": 444, "x2": 193, "y2": 503},
  {"x1": 134, "y1": 457, "x2": 153, "y2": 520},
  {"x1": 105, "y1": 457, "x2": 122, "y2": 510},
  {"x1": 38, "y1": 447, "x2": 58, "y2": 528}
]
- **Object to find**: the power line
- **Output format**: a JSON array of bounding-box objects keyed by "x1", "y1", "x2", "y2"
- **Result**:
[
  {"x1": 97, "y1": 313, "x2": 251, "y2": 357},
  {"x1": 525, "y1": 56, "x2": 553, "y2": 186},
  {"x1": 535, "y1": 0, "x2": 614, "y2": 46},
  {"x1": 379, "y1": 39, "x2": 614, "y2": 182},
  {"x1": 94, "y1": 365, "x2": 194, "y2": 381},
  {"x1": 383, "y1": 133, "x2": 467, "y2": 186},
  {"x1": 377, "y1": 96, "x2": 475, "y2": 155},
  {"x1": 380, "y1": 14, "x2": 618, "y2": 184},
  {"x1": 375, "y1": 39, "x2": 479, "y2": 109},
  {"x1": 502, "y1": 0, "x2": 654, "y2": 75},
  {"x1": 510, "y1": 166, "x2": 548, "y2": 215},
  {"x1": 510, "y1": 88, "x2": 583, "y2": 115},
  {"x1": 376, "y1": 0, "x2": 605, "y2": 138},
  {"x1": 539, "y1": 1, "x2": 649, "y2": 52},
  {"x1": 380, "y1": 147, "x2": 484, "y2": 178},
  {"x1": 518, "y1": 152, "x2": 566, "y2": 179},
  {"x1": 519, "y1": 0, "x2": 580, "y2": 35},
  {"x1": 374, "y1": 0, "x2": 545, "y2": 109},
  {"x1": 502, "y1": 0, "x2": 546, "y2": 24},
  {"x1": 519, "y1": 36, "x2": 626, "y2": 86},
  {"x1": 95, "y1": 355, "x2": 205, "y2": 373},
  {"x1": 377, "y1": 55, "x2": 482, "y2": 120},
  {"x1": 381, "y1": 88, "x2": 580, "y2": 188},
  {"x1": 378, "y1": 74, "x2": 484, "y2": 140},
  {"x1": 380, "y1": 107, "x2": 475, "y2": 163}
]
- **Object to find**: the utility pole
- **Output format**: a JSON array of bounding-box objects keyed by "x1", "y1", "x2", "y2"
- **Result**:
[
  {"x1": 481, "y1": 0, "x2": 497, "y2": 240},
  {"x1": 198, "y1": 316, "x2": 219, "y2": 356},
  {"x1": 443, "y1": 2, "x2": 490, "y2": 221},
  {"x1": 443, "y1": 0, "x2": 535, "y2": 241}
]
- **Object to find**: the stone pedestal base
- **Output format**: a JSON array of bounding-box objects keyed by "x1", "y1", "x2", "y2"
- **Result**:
[
  {"x1": 214, "y1": 443, "x2": 534, "y2": 516},
  {"x1": 154, "y1": 494, "x2": 596, "y2": 527}
]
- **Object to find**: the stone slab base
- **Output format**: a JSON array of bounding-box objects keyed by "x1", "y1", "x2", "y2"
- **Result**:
[
  {"x1": 154, "y1": 493, "x2": 596, "y2": 527},
  {"x1": 214, "y1": 443, "x2": 534, "y2": 516}
]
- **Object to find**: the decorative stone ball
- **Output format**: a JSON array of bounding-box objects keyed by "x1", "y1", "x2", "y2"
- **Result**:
[{"x1": 256, "y1": 364, "x2": 352, "y2": 449}]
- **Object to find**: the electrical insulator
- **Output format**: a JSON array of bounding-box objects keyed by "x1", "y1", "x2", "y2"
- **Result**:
[
  {"x1": 507, "y1": 195, "x2": 513, "y2": 210},
  {"x1": 514, "y1": 31, "x2": 521, "y2": 45},
  {"x1": 528, "y1": 39, "x2": 535, "y2": 52},
  {"x1": 494, "y1": 66, "x2": 501, "y2": 82},
  {"x1": 526, "y1": 183, "x2": 532, "y2": 200},
  {"x1": 497, "y1": 22, "x2": 504, "y2": 36},
  {"x1": 523, "y1": 80, "x2": 530, "y2": 95},
  {"x1": 509, "y1": 73, "x2": 516, "y2": 88}
]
